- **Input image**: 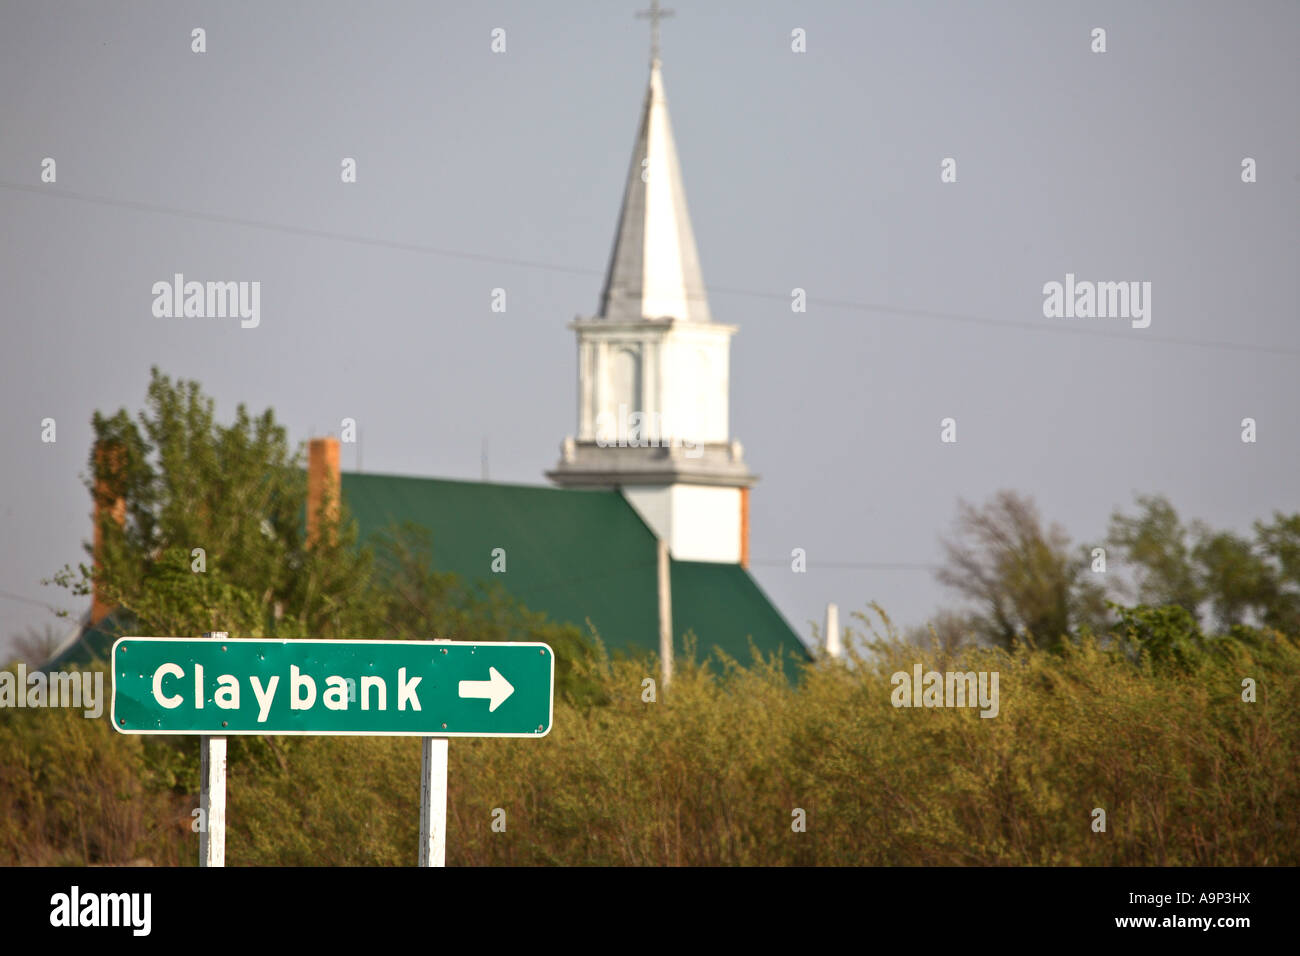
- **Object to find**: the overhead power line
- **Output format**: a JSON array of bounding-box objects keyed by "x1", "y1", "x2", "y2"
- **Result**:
[
  {"x1": 0, "y1": 588, "x2": 67, "y2": 613},
  {"x1": 4, "y1": 181, "x2": 1296, "y2": 358},
  {"x1": 750, "y1": 560, "x2": 942, "y2": 571}
]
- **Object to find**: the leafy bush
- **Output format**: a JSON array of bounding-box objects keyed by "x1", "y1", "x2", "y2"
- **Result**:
[{"x1": 3, "y1": 624, "x2": 1295, "y2": 866}]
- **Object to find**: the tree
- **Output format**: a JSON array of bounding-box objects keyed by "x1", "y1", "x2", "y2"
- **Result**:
[
  {"x1": 936, "y1": 490, "x2": 1107, "y2": 650},
  {"x1": 1107, "y1": 497, "x2": 1300, "y2": 637},
  {"x1": 1105, "y1": 494, "x2": 1204, "y2": 617},
  {"x1": 50, "y1": 367, "x2": 601, "y2": 702},
  {"x1": 52, "y1": 367, "x2": 374, "y2": 639},
  {"x1": 5, "y1": 625, "x2": 64, "y2": 667},
  {"x1": 904, "y1": 609, "x2": 978, "y2": 654},
  {"x1": 1253, "y1": 512, "x2": 1300, "y2": 636},
  {"x1": 935, "y1": 494, "x2": 1107, "y2": 650},
  {"x1": 1193, "y1": 530, "x2": 1270, "y2": 631}
]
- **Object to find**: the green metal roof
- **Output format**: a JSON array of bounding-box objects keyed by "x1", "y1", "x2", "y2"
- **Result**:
[
  {"x1": 341, "y1": 472, "x2": 808, "y2": 666},
  {"x1": 46, "y1": 609, "x2": 132, "y2": 670},
  {"x1": 670, "y1": 559, "x2": 808, "y2": 666}
]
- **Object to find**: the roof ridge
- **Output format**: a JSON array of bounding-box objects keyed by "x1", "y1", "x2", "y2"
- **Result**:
[{"x1": 341, "y1": 470, "x2": 624, "y2": 496}]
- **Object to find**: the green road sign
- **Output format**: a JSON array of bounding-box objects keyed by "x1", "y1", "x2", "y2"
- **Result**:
[{"x1": 111, "y1": 638, "x2": 554, "y2": 737}]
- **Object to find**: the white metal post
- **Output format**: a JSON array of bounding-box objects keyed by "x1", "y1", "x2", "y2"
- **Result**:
[
  {"x1": 657, "y1": 539, "x2": 673, "y2": 688},
  {"x1": 419, "y1": 736, "x2": 448, "y2": 866},
  {"x1": 825, "y1": 603, "x2": 843, "y2": 659},
  {"x1": 199, "y1": 631, "x2": 228, "y2": 867},
  {"x1": 419, "y1": 637, "x2": 450, "y2": 867}
]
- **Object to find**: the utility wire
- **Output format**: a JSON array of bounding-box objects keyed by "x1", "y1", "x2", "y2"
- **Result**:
[
  {"x1": 749, "y1": 559, "x2": 942, "y2": 571},
  {"x1": 0, "y1": 182, "x2": 596, "y2": 277},
  {"x1": 4, "y1": 181, "x2": 1296, "y2": 357},
  {"x1": 0, "y1": 588, "x2": 68, "y2": 613}
]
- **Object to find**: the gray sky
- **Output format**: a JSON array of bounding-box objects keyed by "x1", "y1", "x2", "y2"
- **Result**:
[{"x1": 2, "y1": 0, "x2": 1297, "y2": 657}]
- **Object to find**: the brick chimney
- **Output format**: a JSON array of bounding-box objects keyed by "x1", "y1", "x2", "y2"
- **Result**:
[
  {"x1": 307, "y1": 437, "x2": 340, "y2": 547},
  {"x1": 91, "y1": 441, "x2": 127, "y2": 624}
]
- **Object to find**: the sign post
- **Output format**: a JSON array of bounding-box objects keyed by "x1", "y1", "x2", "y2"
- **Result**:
[
  {"x1": 198, "y1": 631, "x2": 227, "y2": 867},
  {"x1": 418, "y1": 736, "x2": 448, "y2": 867},
  {"x1": 419, "y1": 638, "x2": 451, "y2": 867},
  {"x1": 112, "y1": 637, "x2": 555, "y2": 865}
]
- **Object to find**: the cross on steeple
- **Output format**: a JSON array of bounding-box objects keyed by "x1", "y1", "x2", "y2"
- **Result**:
[{"x1": 636, "y1": 0, "x2": 674, "y2": 64}]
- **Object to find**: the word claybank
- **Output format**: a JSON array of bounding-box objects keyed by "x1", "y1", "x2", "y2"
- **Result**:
[{"x1": 112, "y1": 637, "x2": 553, "y2": 737}]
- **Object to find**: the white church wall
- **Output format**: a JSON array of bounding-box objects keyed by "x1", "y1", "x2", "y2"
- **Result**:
[
  {"x1": 622, "y1": 484, "x2": 742, "y2": 564},
  {"x1": 659, "y1": 325, "x2": 731, "y2": 444},
  {"x1": 573, "y1": 320, "x2": 735, "y2": 446},
  {"x1": 670, "y1": 485, "x2": 741, "y2": 563}
]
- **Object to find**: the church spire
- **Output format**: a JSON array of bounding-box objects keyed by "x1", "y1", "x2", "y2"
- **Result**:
[
  {"x1": 550, "y1": 11, "x2": 754, "y2": 566},
  {"x1": 597, "y1": 18, "x2": 710, "y2": 324}
]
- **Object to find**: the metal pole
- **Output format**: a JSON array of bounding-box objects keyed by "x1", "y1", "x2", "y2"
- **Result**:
[
  {"x1": 658, "y1": 539, "x2": 673, "y2": 688},
  {"x1": 199, "y1": 631, "x2": 228, "y2": 867},
  {"x1": 419, "y1": 737, "x2": 448, "y2": 866},
  {"x1": 419, "y1": 638, "x2": 450, "y2": 866}
]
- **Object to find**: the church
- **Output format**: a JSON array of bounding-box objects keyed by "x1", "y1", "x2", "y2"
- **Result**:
[{"x1": 51, "y1": 39, "x2": 808, "y2": 674}]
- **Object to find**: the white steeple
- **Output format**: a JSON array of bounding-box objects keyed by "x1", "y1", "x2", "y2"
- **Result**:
[
  {"x1": 549, "y1": 28, "x2": 755, "y2": 566},
  {"x1": 599, "y1": 59, "x2": 711, "y2": 324}
]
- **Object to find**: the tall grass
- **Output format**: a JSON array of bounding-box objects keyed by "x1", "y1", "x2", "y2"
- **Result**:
[{"x1": 2, "y1": 629, "x2": 1296, "y2": 865}]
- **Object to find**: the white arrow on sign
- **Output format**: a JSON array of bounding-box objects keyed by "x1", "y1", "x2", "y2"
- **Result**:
[{"x1": 458, "y1": 667, "x2": 515, "y2": 712}]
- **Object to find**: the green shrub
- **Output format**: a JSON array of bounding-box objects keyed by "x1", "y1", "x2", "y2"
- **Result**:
[{"x1": 3, "y1": 627, "x2": 1296, "y2": 866}]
